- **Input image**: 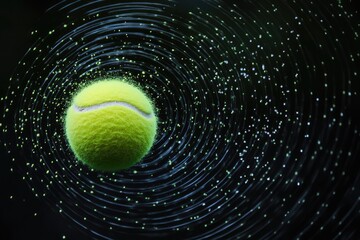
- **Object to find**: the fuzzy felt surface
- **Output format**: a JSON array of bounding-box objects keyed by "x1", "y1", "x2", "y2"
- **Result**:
[
  {"x1": 74, "y1": 80, "x2": 153, "y2": 114},
  {"x1": 65, "y1": 79, "x2": 157, "y2": 171}
]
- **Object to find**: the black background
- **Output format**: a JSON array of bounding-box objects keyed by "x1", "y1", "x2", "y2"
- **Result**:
[
  {"x1": 0, "y1": 1, "x2": 85, "y2": 239},
  {"x1": 1, "y1": 1, "x2": 359, "y2": 240}
]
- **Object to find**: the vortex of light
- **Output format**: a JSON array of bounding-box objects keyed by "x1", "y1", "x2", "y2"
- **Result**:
[{"x1": 1, "y1": 0, "x2": 360, "y2": 239}]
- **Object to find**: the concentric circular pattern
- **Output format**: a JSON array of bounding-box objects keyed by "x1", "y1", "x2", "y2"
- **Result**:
[{"x1": 1, "y1": 0, "x2": 360, "y2": 239}]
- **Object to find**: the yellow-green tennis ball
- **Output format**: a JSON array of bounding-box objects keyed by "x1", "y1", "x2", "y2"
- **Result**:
[{"x1": 65, "y1": 79, "x2": 157, "y2": 171}]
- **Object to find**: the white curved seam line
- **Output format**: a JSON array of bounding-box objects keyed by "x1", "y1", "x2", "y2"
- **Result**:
[{"x1": 73, "y1": 101, "x2": 153, "y2": 118}]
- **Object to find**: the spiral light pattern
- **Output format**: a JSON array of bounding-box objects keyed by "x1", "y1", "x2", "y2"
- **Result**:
[{"x1": 2, "y1": 0, "x2": 360, "y2": 239}]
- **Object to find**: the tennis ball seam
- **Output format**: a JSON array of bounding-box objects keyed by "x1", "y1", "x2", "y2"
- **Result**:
[{"x1": 73, "y1": 101, "x2": 154, "y2": 118}]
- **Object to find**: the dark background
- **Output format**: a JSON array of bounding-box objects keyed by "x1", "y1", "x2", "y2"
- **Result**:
[
  {"x1": 1, "y1": 1, "x2": 359, "y2": 240},
  {"x1": 0, "y1": 1, "x2": 86, "y2": 239}
]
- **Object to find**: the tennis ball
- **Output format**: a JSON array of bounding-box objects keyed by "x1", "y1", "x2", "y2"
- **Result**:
[{"x1": 65, "y1": 79, "x2": 157, "y2": 171}]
